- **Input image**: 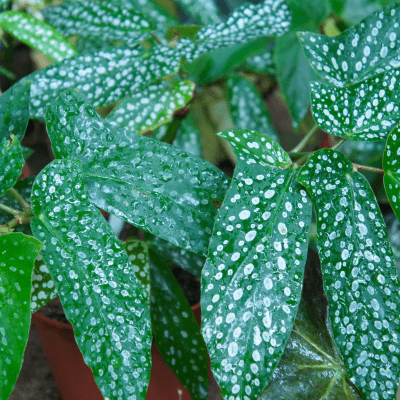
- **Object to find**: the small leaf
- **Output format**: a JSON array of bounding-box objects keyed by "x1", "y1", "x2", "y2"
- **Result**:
[
  {"x1": 298, "y1": 148, "x2": 400, "y2": 400},
  {"x1": 0, "y1": 80, "x2": 30, "y2": 141},
  {"x1": 0, "y1": 135, "x2": 24, "y2": 197},
  {"x1": 0, "y1": 11, "x2": 77, "y2": 62},
  {"x1": 46, "y1": 90, "x2": 229, "y2": 256},
  {"x1": 30, "y1": 159, "x2": 152, "y2": 399},
  {"x1": 107, "y1": 80, "x2": 195, "y2": 134},
  {"x1": 173, "y1": 113, "x2": 202, "y2": 158},
  {"x1": 227, "y1": 73, "x2": 279, "y2": 142},
  {"x1": 0, "y1": 232, "x2": 42, "y2": 400},
  {"x1": 201, "y1": 129, "x2": 312, "y2": 400},
  {"x1": 150, "y1": 249, "x2": 209, "y2": 400},
  {"x1": 174, "y1": 0, "x2": 221, "y2": 25},
  {"x1": 43, "y1": 0, "x2": 153, "y2": 46}
]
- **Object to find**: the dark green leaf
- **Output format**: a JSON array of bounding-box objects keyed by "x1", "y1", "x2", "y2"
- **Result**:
[
  {"x1": 0, "y1": 233, "x2": 42, "y2": 400},
  {"x1": 227, "y1": 74, "x2": 279, "y2": 142},
  {"x1": 174, "y1": 0, "x2": 221, "y2": 24},
  {"x1": 333, "y1": 0, "x2": 383, "y2": 25},
  {"x1": 43, "y1": 0, "x2": 153, "y2": 46},
  {"x1": 202, "y1": 129, "x2": 312, "y2": 400},
  {"x1": 298, "y1": 148, "x2": 400, "y2": 400},
  {"x1": 0, "y1": 11, "x2": 77, "y2": 62},
  {"x1": 173, "y1": 113, "x2": 202, "y2": 159},
  {"x1": 244, "y1": 47, "x2": 275, "y2": 75},
  {"x1": 0, "y1": 135, "x2": 24, "y2": 197},
  {"x1": 288, "y1": 0, "x2": 329, "y2": 27},
  {"x1": 46, "y1": 90, "x2": 229, "y2": 256},
  {"x1": 385, "y1": 214, "x2": 400, "y2": 278},
  {"x1": 106, "y1": 80, "x2": 195, "y2": 134},
  {"x1": 30, "y1": 159, "x2": 152, "y2": 399}
]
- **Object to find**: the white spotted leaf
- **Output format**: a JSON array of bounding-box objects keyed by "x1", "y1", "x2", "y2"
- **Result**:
[
  {"x1": 0, "y1": 11, "x2": 77, "y2": 62},
  {"x1": 297, "y1": 148, "x2": 400, "y2": 400},
  {"x1": 173, "y1": 113, "x2": 202, "y2": 159},
  {"x1": 43, "y1": 0, "x2": 153, "y2": 46},
  {"x1": 45, "y1": 90, "x2": 229, "y2": 256},
  {"x1": 106, "y1": 80, "x2": 195, "y2": 134},
  {"x1": 244, "y1": 47, "x2": 275, "y2": 74},
  {"x1": 385, "y1": 214, "x2": 400, "y2": 277},
  {"x1": 0, "y1": 233, "x2": 42, "y2": 400},
  {"x1": 0, "y1": 135, "x2": 24, "y2": 197},
  {"x1": 175, "y1": 0, "x2": 221, "y2": 25},
  {"x1": 201, "y1": 129, "x2": 312, "y2": 400},
  {"x1": 30, "y1": 159, "x2": 153, "y2": 399},
  {"x1": 226, "y1": 74, "x2": 279, "y2": 142}
]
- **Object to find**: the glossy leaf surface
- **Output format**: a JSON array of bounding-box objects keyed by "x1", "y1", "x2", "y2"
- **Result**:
[
  {"x1": 0, "y1": 80, "x2": 30, "y2": 141},
  {"x1": 31, "y1": 159, "x2": 152, "y2": 399},
  {"x1": 26, "y1": 44, "x2": 182, "y2": 119},
  {"x1": 385, "y1": 214, "x2": 400, "y2": 277},
  {"x1": 43, "y1": 0, "x2": 153, "y2": 46},
  {"x1": 0, "y1": 11, "x2": 77, "y2": 62},
  {"x1": 0, "y1": 135, "x2": 24, "y2": 197},
  {"x1": 202, "y1": 130, "x2": 312, "y2": 400},
  {"x1": 46, "y1": 90, "x2": 229, "y2": 256},
  {"x1": 107, "y1": 80, "x2": 195, "y2": 134},
  {"x1": 150, "y1": 250, "x2": 209, "y2": 400},
  {"x1": 226, "y1": 74, "x2": 279, "y2": 142},
  {"x1": 175, "y1": 0, "x2": 220, "y2": 24},
  {"x1": 0, "y1": 233, "x2": 42, "y2": 400},
  {"x1": 298, "y1": 149, "x2": 400, "y2": 400},
  {"x1": 173, "y1": 114, "x2": 202, "y2": 158}
]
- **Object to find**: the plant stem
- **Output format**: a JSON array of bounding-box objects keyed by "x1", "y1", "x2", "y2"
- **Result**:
[
  {"x1": 0, "y1": 202, "x2": 20, "y2": 215},
  {"x1": 331, "y1": 138, "x2": 346, "y2": 150},
  {"x1": 353, "y1": 163, "x2": 385, "y2": 174},
  {"x1": 289, "y1": 151, "x2": 311, "y2": 160},
  {"x1": 8, "y1": 187, "x2": 30, "y2": 210},
  {"x1": 290, "y1": 124, "x2": 319, "y2": 153},
  {"x1": 0, "y1": 209, "x2": 34, "y2": 234}
]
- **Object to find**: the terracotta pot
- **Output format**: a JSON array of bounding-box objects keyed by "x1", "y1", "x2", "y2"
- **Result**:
[{"x1": 32, "y1": 303, "x2": 208, "y2": 400}]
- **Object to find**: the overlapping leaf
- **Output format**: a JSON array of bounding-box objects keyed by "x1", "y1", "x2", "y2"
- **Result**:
[
  {"x1": 244, "y1": 47, "x2": 275, "y2": 75},
  {"x1": 43, "y1": 0, "x2": 153, "y2": 46},
  {"x1": 201, "y1": 129, "x2": 312, "y2": 400},
  {"x1": 175, "y1": 0, "x2": 221, "y2": 25},
  {"x1": 173, "y1": 114, "x2": 202, "y2": 158},
  {"x1": 0, "y1": 11, "x2": 77, "y2": 62},
  {"x1": 106, "y1": 80, "x2": 195, "y2": 134},
  {"x1": 46, "y1": 90, "x2": 229, "y2": 256},
  {"x1": 0, "y1": 233, "x2": 42, "y2": 400},
  {"x1": 24, "y1": 44, "x2": 182, "y2": 119},
  {"x1": 30, "y1": 159, "x2": 152, "y2": 399},
  {"x1": 298, "y1": 148, "x2": 400, "y2": 400},
  {"x1": 227, "y1": 74, "x2": 278, "y2": 142},
  {"x1": 0, "y1": 135, "x2": 24, "y2": 197}
]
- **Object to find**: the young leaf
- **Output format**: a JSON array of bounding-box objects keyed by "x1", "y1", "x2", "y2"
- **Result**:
[
  {"x1": 149, "y1": 250, "x2": 209, "y2": 400},
  {"x1": 298, "y1": 148, "x2": 400, "y2": 400},
  {"x1": 106, "y1": 80, "x2": 195, "y2": 134},
  {"x1": 201, "y1": 129, "x2": 312, "y2": 400},
  {"x1": 0, "y1": 232, "x2": 42, "y2": 400},
  {"x1": 43, "y1": 0, "x2": 153, "y2": 46},
  {"x1": 226, "y1": 74, "x2": 279, "y2": 142},
  {"x1": 45, "y1": 90, "x2": 229, "y2": 256},
  {"x1": 173, "y1": 113, "x2": 202, "y2": 158},
  {"x1": 0, "y1": 135, "x2": 24, "y2": 197},
  {"x1": 30, "y1": 159, "x2": 153, "y2": 399},
  {"x1": 0, "y1": 11, "x2": 77, "y2": 62},
  {"x1": 174, "y1": 0, "x2": 221, "y2": 25},
  {"x1": 24, "y1": 44, "x2": 182, "y2": 119},
  {"x1": 0, "y1": 80, "x2": 30, "y2": 141}
]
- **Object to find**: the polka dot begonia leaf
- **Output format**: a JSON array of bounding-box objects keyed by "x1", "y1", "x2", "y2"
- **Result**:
[
  {"x1": 0, "y1": 11, "x2": 77, "y2": 62},
  {"x1": 106, "y1": 80, "x2": 195, "y2": 134},
  {"x1": 30, "y1": 159, "x2": 153, "y2": 400},
  {"x1": 201, "y1": 129, "x2": 312, "y2": 400},
  {"x1": 0, "y1": 135, "x2": 24, "y2": 198},
  {"x1": 298, "y1": 3, "x2": 400, "y2": 87},
  {"x1": 0, "y1": 233, "x2": 42, "y2": 400},
  {"x1": 227, "y1": 73, "x2": 279, "y2": 142},
  {"x1": 42, "y1": 0, "x2": 153, "y2": 47},
  {"x1": 174, "y1": 0, "x2": 221, "y2": 25},
  {"x1": 0, "y1": 80, "x2": 30, "y2": 142},
  {"x1": 298, "y1": 149, "x2": 400, "y2": 400},
  {"x1": 45, "y1": 90, "x2": 229, "y2": 256},
  {"x1": 149, "y1": 250, "x2": 209, "y2": 400},
  {"x1": 24, "y1": 43, "x2": 182, "y2": 119},
  {"x1": 173, "y1": 113, "x2": 202, "y2": 159},
  {"x1": 244, "y1": 47, "x2": 275, "y2": 75},
  {"x1": 385, "y1": 214, "x2": 400, "y2": 278}
]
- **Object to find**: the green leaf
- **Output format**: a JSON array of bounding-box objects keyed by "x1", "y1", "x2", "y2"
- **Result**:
[
  {"x1": 0, "y1": 11, "x2": 77, "y2": 62},
  {"x1": 174, "y1": 0, "x2": 221, "y2": 25},
  {"x1": 244, "y1": 47, "x2": 275, "y2": 75},
  {"x1": 298, "y1": 148, "x2": 400, "y2": 400},
  {"x1": 288, "y1": 0, "x2": 329, "y2": 26},
  {"x1": 201, "y1": 129, "x2": 312, "y2": 400},
  {"x1": 25, "y1": 44, "x2": 182, "y2": 119},
  {"x1": 0, "y1": 135, "x2": 24, "y2": 197},
  {"x1": 43, "y1": 0, "x2": 153, "y2": 46},
  {"x1": 45, "y1": 90, "x2": 229, "y2": 256},
  {"x1": 0, "y1": 232, "x2": 42, "y2": 400},
  {"x1": 331, "y1": 0, "x2": 383, "y2": 25},
  {"x1": 106, "y1": 80, "x2": 195, "y2": 134},
  {"x1": 298, "y1": 3, "x2": 400, "y2": 87},
  {"x1": 173, "y1": 113, "x2": 202, "y2": 159},
  {"x1": 385, "y1": 214, "x2": 400, "y2": 277},
  {"x1": 30, "y1": 159, "x2": 153, "y2": 399},
  {"x1": 149, "y1": 249, "x2": 209, "y2": 400},
  {"x1": 227, "y1": 73, "x2": 279, "y2": 142},
  {"x1": 0, "y1": 80, "x2": 30, "y2": 141}
]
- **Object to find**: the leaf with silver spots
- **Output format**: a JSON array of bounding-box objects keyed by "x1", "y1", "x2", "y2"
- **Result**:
[
  {"x1": 175, "y1": 0, "x2": 221, "y2": 25},
  {"x1": 173, "y1": 114, "x2": 202, "y2": 159}
]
